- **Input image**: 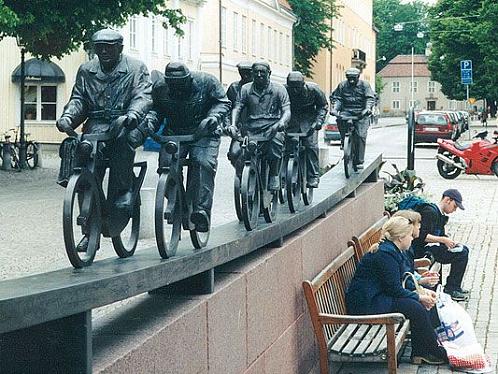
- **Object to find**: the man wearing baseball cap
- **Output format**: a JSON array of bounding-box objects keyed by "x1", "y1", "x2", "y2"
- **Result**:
[{"x1": 412, "y1": 188, "x2": 469, "y2": 301}]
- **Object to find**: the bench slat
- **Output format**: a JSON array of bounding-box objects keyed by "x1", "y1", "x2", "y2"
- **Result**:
[
  {"x1": 341, "y1": 324, "x2": 370, "y2": 355},
  {"x1": 330, "y1": 324, "x2": 359, "y2": 353},
  {"x1": 353, "y1": 324, "x2": 383, "y2": 356}
]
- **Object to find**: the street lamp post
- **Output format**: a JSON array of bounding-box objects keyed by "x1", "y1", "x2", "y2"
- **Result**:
[{"x1": 16, "y1": 37, "x2": 27, "y2": 169}]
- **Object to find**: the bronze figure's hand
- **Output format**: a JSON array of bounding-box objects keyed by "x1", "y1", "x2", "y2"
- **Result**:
[
  {"x1": 56, "y1": 117, "x2": 73, "y2": 134},
  {"x1": 127, "y1": 128, "x2": 145, "y2": 149}
]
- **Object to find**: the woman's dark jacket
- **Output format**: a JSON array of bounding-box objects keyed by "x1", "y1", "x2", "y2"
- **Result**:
[{"x1": 346, "y1": 240, "x2": 419, "y2": 315}]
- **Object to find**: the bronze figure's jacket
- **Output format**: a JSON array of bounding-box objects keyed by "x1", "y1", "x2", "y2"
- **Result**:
[
  {"x1": 61, "y1": 55, "x2": 152, "y2": 132},
  {"x1": 331, "y1": 80, "x2": 375, "y2": 114},
  {"x1": 147, "y1": 71, "x2": 231, "y2": 135},
  {"x1": 286, "y1": 82, "x2": 328, "y2": 132}
]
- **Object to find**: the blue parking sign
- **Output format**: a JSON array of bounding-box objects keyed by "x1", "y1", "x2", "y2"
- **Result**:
[
  {"x1": 460, "y1": 60, "x2": 472, "y2": 70},
  {"x1": 460, "y1": 60, "x2": 472, "y2": 85}
]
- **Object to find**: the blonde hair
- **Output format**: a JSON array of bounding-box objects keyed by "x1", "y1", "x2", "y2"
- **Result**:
[
  {"x1": 368, "y1": 216, "x2": 413, "y2": 253},
  {"x1": 392, "y1": 209, "x2": 421, "y2": 225}
]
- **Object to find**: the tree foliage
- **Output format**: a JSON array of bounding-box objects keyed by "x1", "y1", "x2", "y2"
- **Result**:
[
  {"x1": 374, "y1": 0, "x2": 430, "y2": 72},
  {"x1": 288, "y1": 0, "x2": 340, "y2": 78},
  {"x1": 0, "y1": 0, "x2": 185, "y2": 59},
  {"x1": 428, "y1": 0, "x2": 498, "y2": 101}
]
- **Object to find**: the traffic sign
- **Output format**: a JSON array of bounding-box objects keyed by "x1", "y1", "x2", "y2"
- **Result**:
[
  {"x1": 460, "y1": 60, "x2": 472, "y2": 70},
  {"x1": 460, "y1": 59, "x2": 473, "y2": 85}
]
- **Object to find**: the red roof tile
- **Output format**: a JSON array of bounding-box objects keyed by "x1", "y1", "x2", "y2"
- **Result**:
[
  {"x1": 279, "y1": 0, "x2": 292, "y2": 10},
  {"x1": 378, "y1": 54, "x2": 431, "y2": 78}
]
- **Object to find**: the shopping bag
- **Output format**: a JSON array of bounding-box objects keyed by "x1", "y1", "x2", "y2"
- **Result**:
[{"x1": 435, "y1": 286, "x2": 493, "y2": 373}]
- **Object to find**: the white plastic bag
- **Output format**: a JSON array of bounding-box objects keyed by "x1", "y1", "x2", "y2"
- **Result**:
[{"x1": 435, "y1": 287, "x2": 493, "y2": 373}]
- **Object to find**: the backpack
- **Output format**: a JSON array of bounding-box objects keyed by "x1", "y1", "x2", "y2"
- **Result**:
[{"x1": 398, "y1": 195, "x2": 436, "y2": 214}]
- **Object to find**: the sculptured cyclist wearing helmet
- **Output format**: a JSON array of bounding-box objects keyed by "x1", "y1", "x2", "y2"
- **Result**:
[
  {"x1": 330, "y1": 68, "x2": 375, "y2": 169},
  {"x1": 140, "y1": 62, "x2": 231, "y2": 232}
]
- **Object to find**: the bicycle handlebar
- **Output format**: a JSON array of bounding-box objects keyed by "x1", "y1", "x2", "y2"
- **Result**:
[{"x1": 150, "y1": 133, "x2": 197, "y2": 144}]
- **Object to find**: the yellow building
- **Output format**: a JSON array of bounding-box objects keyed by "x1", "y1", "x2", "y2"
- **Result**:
[
  {"x1": 0, "y1": 0, "x2": 295, "y2": 144},
  {"x1": 310, "y1": 0, "x2": 377, "y2": 96}
]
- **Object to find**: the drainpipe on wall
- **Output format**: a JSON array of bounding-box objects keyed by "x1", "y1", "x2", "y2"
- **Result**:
[{"x1": 218, "y1": 0, "x2": 223, "y2": 84}]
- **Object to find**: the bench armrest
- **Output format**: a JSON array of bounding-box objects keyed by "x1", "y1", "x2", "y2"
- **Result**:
[{"x1": 318, "y1": 312, "x2": 405, "y2": 325}]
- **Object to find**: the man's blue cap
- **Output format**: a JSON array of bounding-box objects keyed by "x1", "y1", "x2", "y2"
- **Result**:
[{"x1": 443, "y1": 189, "x2": 465, "y2": 210}]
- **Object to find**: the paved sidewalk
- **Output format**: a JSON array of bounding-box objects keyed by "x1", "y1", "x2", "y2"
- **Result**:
[{"x1": 333, "y1": 161, "x2": 498, "y2": 373}]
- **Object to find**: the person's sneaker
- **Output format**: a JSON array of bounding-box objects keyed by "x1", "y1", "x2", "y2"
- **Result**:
[
  {"x1": 456, "y1": 287, "x2": 471, "y2": 295},
  {"x1": 356, "y1": 163, "x2": 364, "y2": 170},
  {"x1": 445, "y1": 288, "x2": 469, "y2": 301},
  {"x1": 190, "y1": 210, "x2": 210, "y2": 233},
  {"x1": 76, "y1": 236, "x2": 89, "y2": 253},
  {"x1": 411, "y1": 354, "x2": 446, "y2": 365},
  {"x1": 268, "y1": 176, "x2": 280, "y2": 191}
]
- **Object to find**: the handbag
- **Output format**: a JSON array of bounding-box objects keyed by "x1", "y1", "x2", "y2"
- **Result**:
[{"x1": 402, "y1": 271, "x2": 430, "y2": 296}]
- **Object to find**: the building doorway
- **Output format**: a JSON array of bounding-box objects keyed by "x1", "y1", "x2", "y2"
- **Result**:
[{"x1": 427, "y1": 100, "x2": 436, "y2": 110}]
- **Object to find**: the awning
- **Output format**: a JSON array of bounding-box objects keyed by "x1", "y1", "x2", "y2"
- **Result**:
[{"x1": 11, "y1": 58, "x2": 65, "y2": 83}]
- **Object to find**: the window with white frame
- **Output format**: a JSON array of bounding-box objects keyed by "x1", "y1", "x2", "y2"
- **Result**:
[
  {"x1": 187, "y1": 20, "x2": 193, "y2": 60},
  {"x1": 163, "y1": 23, "x2": 169, "y2": 56},
  {"x1": 233, "y1": 12, "x2": 239, "y2": 51},
  {"x1": 428, "y1": 81, "x2": 436, "y2": 93},
  {"x1": 221, "y1": 7, "x2": 227, "y2": 48},
  {"x1": 151, "y1": 17, "x2": 157, "y2": 54},
  {"x1": 24, "y1": 84, "x2": 57, "y2": 121},
  {"x1": 241, "y1": 16, "x2": 247, "y2": 54},
  {"x1": 267, "y1": 26, "x2": 272, "y2": 61},
  {"x1": 286, "y1": 34, "x2": 291, "y2": 65},
  {"x1": 411, "y1": 81, "x2": 418, "y2": 93},
  {"x1": 273, "y1": 29, "x2": 277, "y2": 62},
  {"x1": 260, "y1": 23, "x2": 265, "y2": 57},
  {"x1": 392, "y1": 81, "x2": 400, "y2": 93},
  {"x1": 129, "y1": 16, "x2": 137, "y2": 50},
  {"x1": 251, "y1": 19, "x2": 257, "y2": 56},
  {"x1": 279, "y1": 32, "x2": 283, "y2": 64},
  {"x1": 392, "y1": 100, "x2": 400, "y2": 110}
]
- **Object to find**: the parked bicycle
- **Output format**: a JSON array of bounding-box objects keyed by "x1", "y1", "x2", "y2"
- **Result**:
[
  {"x1": 0, "y1": 128, "x2": 39, "y2": 170},
  {"x1": 339, "y1": 114, "x2": 361, "y2": 178},
  {"x1": 151, "y1": 133, "x2": 210, "y2": 259},
  {"x1": 235, "y1": 134, "x2": 280, "y2": 231},
  {"x1": 61, "y1": 125, "x2": 147, "y2": 268},
  {"x1": 284, "y1": 129, "x2": 314, "y2": 213}
]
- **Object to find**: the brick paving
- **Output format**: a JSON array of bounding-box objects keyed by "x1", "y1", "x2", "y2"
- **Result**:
[{"x1": 334, "y1": 156, "x2": 498, "y2": 373}]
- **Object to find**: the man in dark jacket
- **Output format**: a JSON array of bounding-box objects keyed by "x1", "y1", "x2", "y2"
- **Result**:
[
  {"x1": 227, "y1": 61, "x2": 291, "y2": 190},
  {"x1": 330, "y1": 68, "x2": 375, "y2": 168},
  {"x1": 142, "y1": 62, "x2": 230, "y2": 232},
  {"x1": 226, "y1": 61, "x2": 252, "y2": 171},
  {"x1": 285, "y1": 71, "x2": 328, "y2": 188},
  {"x1": 412, "y1": 189, "x2": 469, "y2": 301},
  {"x1": 56, "y1": 28, "x2": 152, "y2": 250}
]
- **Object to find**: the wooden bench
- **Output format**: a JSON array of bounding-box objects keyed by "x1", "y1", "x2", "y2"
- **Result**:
[
  {"x1": 302, "y1": 246, "x2": 410, "y2": 374},
  {"x1": 349, "y1": 214, "x2": 440, "y2": 273}
]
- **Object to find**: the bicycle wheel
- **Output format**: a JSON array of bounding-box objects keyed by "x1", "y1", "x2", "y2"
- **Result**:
[
  {"x1": 241, "y1": 163, "x2": 260, "y2": 231},
  {"x1": 301, "y1": 155, "x2": 313, "y2": 206},
  {"x1": 233, "y1": 175, "x2": 243, "y2": 222},
  {"x1": 262, "y1": 163, "x2": 279, "y2": 223},
  {"x1": 343, "y1": 135, "x2": 354, "y2": 178},
  {"x1": 286, "y1": 156, "x2": 301, "y2": 213},
  {"x1": 189, "y1": 199, "x2": 210, "y2": 249},
  {"x1": 278, "y1": 158, "x2": 287, "y2": 204},
  {"x1": 155, "y1": 172, "x2": 182, "y2": 258},
  {"x1": 26, "y1": 142, "x2": 39, "y2": 169},
  {"x1": 111, "y1": 196, "x2": 140, "y2": 258},
  {"x1": 63, "y1": 172, "x2": 101, "y2": 268}
]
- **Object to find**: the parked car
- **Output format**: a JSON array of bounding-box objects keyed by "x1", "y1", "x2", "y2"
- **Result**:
[
  {"x1": 458, "y1": 110, "x2": 470, "y2": 131},
  {"x1": 414, "y1": 111, "x2": 458, "y2": 143},
  {"x1": 443, "y1": 111, "x2": 463, "y2": 139},
  {"x1": 323, "y1": 114, "x2": 341, "y2": 143}
]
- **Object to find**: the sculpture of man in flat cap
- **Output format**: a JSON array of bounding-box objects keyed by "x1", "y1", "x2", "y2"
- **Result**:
[
  {"x1": 330, "y1": 68, "x2": 375, "y2": 169},
  {"x1": 56, "y1": 28, "x2": 152, "y2": 251}
]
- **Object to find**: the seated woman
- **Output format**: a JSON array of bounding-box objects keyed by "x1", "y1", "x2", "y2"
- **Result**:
[
  {"x1": 393, "y1": 210, "x2": 439, "y2": 290},
  {"x1": 346, "y1": 216, "x2": 447, "y2": 365}
]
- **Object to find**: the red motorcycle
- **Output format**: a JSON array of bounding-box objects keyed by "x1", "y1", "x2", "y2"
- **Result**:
[{"x1": 436, "y1": 130, "x2": 498, "y2": 179}]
